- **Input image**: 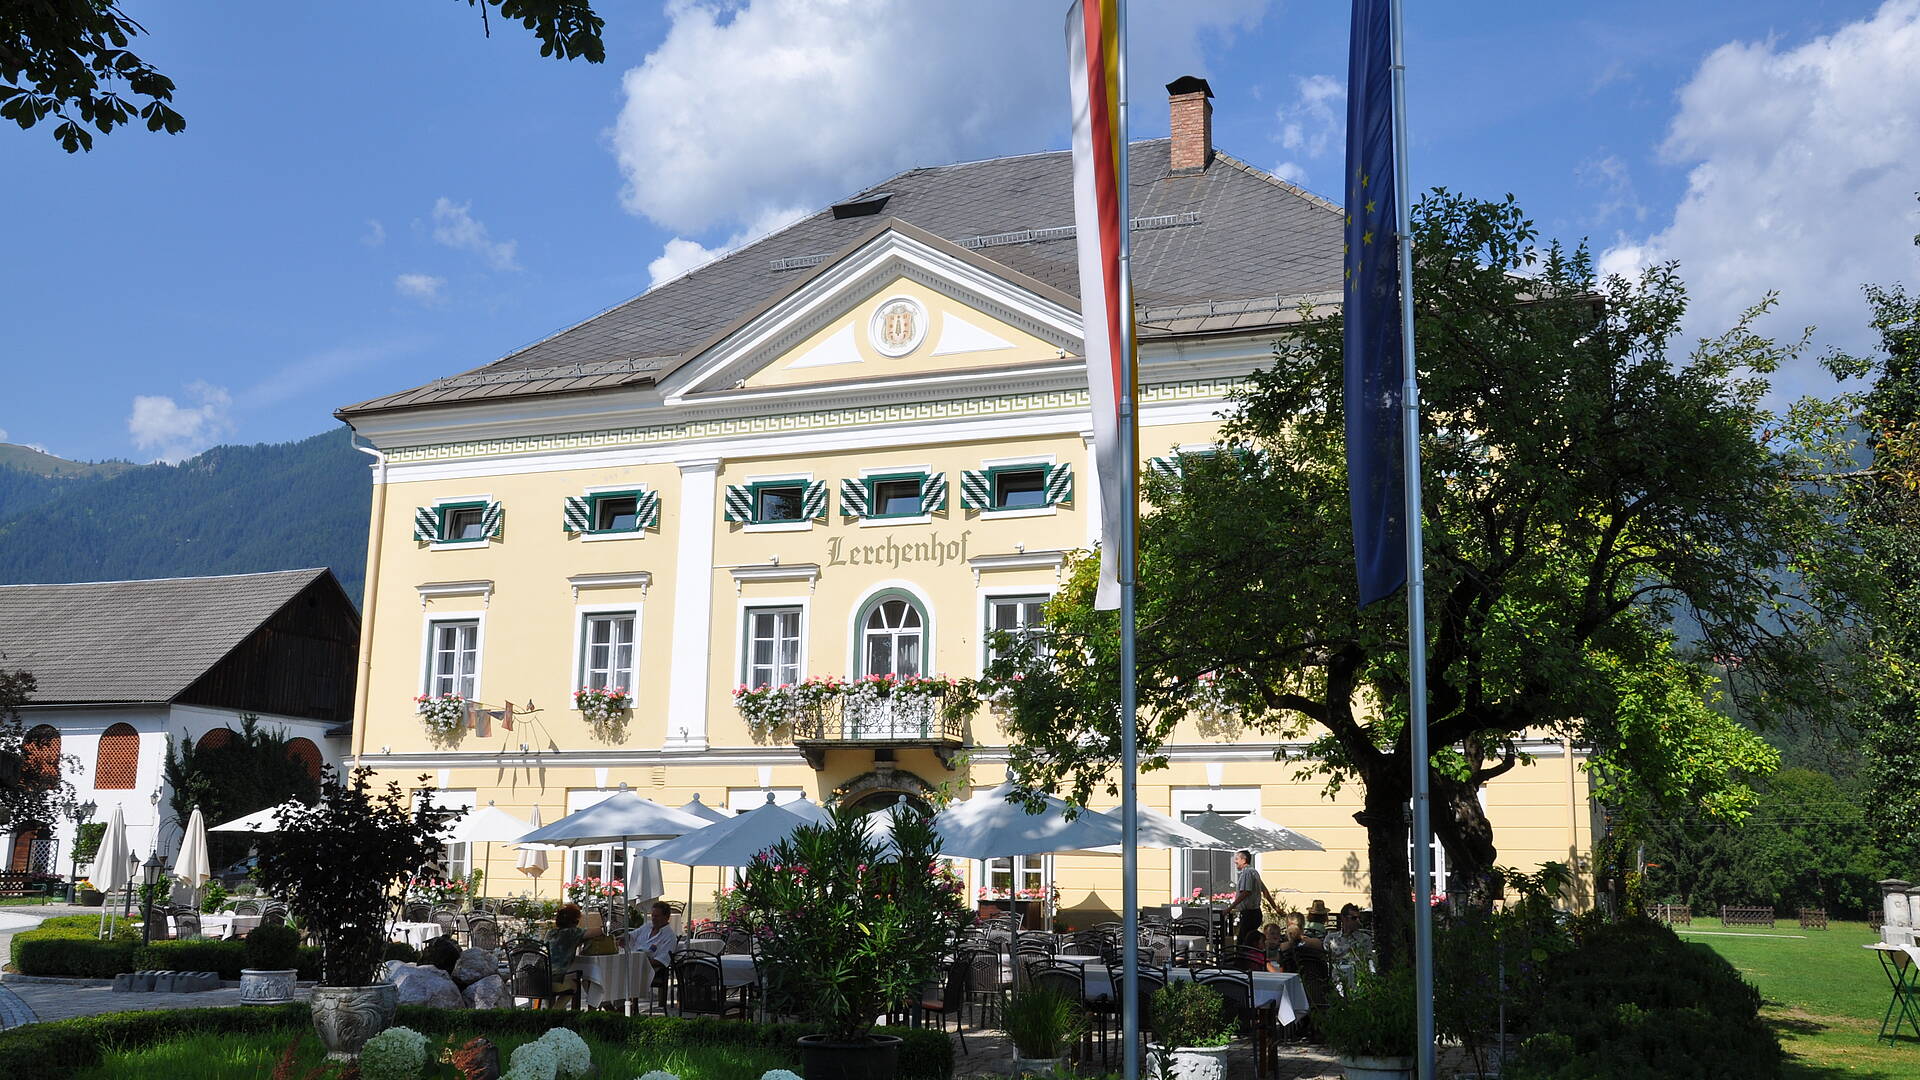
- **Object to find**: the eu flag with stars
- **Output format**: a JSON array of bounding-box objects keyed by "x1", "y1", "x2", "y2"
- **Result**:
[{"x1": 1343, "y1": 0, "x2": 1405, "y2": 607}]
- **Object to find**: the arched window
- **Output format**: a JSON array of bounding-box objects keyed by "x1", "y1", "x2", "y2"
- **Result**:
[
  {"x1": 22, "y1": 725, "x2": 60, "y2": 780},
  {"x1": 94, "y1": 723, "x2": 138, "y2": 789},
  {"x1": 860, "y1": 596, "x2": 925, "y2": 679},
  {"x1": 285, "y1": 738, "x2": 322, "y2": 782},
  {"x1": 196, "y1": 728, "x2": 234, "y2": 753}
]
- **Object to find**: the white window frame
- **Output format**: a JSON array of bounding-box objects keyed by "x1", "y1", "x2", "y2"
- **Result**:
[
  {"x1": 565, "y1": 788, "x2": 634, "y2": 885},
  {"x1": 1170, "y1": 786, "x2": 1261, "y2": 904},
  {"x1": 741, "y1": 603, "x2": 806, "y2": 690},
  {"x1": 570, "y1": 603, "x2": 641, "y2": 706},
  {"x1": 428, "y1": 492, "x2": 494, "y2": 551},
  {"x1": 856, "y1": 592, "x2": 929, "y2": 679},
  {"x1": 978, "y1": 586, "x2": 1055, "y2": 674},
  {"x1": 845, "y1": 581, "x2": 935, "y2": 678},
  {"x1": 419, "y1": 610, "x2": 486, "y2": 700},
  {"x1": 978, "y1": 854, "x2": 1052, "y2": 902},
  {"x1": 741, "y1": 471, "x2": 816, "y2": 534},
  {"x1": 735, "y1": 596, "x2": 810, "y2": 691}
]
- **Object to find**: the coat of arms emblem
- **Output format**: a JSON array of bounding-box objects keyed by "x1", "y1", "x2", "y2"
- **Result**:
[{"x1": 869, "y1": 296, "x2": 927, "y2": 357}]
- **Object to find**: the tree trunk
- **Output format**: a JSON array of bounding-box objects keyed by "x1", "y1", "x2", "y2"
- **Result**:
[
  {"x1": 1430, "y1": 771, "x2": 1500, "y2": 910},
  {"x1": 1356, "y1": 765, "x2": 1413, "y2": 971}
]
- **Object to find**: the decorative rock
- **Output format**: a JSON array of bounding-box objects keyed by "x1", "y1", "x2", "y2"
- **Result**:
[
  {"x1": 112, "y1": 973, "x2": 134, "y2": 992},
  {"x1": 390, "y1": 962, "x2": 465, "y2": 1009},
  {"x1": 463, "y1": 973, "x2": 508, "y2": 1009},
  {"x1": 452, "y1": 948, "x2": 497, "y2": 987},
  {"x1": 131, "y1": 971, "x2": 157, "y2": 992}
]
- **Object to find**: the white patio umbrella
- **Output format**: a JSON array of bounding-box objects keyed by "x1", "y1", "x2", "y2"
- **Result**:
[
  {"x1": 1181, "y1": 809, "x2": 1323, "y2": 913},
  {"x1": 444, "y1": 801, "x2": 532, "y2": 901},
  {"x1": 210, "y1": 801, "x2": 304, "y2": 834},
  {"x1": 1089, "y1": 804, "x2": 1219, "y2": 851},
  {"x1": 651, "y1": 795, "x2": 835, "y2": 919},
  {"x1": 514, "y1": 787, "x2": 708, "y2": 919},
  {"x1": 88, "y1": 803, "x2": 131, "y2": 939},
  {"x1": 932, "y1": 782, "x2": 1126, "y2": 859},
  {"x1": 515, "y1": 805, "x2": 548, "y2": 878},
  {"x1": 677, "y1": 794, "x2": 731, "y2": 823},
  {"x1": 171, "y1": 807, "x2": 211, "y2": 908}
]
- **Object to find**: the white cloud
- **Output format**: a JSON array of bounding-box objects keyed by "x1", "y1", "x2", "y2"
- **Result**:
[
  {"x1": 0, "y1": 427, "x2": 8, "y2": 442},
  {"x1": 1267, "y1": 73, "x2": 1341, "y2": 188},
  {"x1": 127, "y1": 381, "x2": 234, "y2": 463},
  {"x1": 362, "y1": 219, "x2": 386, "y2": 247},
  {"x1": 648, "y1": 204, "x2": 808, "y2": 290},
  {"x1": 430, "y1": 197, "x2": 519, "y2": 270},
  {"x1": 1602, "y1": 0, "x2": 1920, "y2": 394},
  {"x1": 610, "y1": 0, "x2": 1269, "y2": 236},
  {"x1": 394, "y1": 272, "x2": 446, "y2": 303}
]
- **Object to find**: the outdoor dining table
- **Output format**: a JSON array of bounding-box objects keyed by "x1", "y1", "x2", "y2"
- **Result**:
[
  {"x1": 1865, "y1": 941, "x2": 1920, "y2": 1043},
  {"x1": 718, "y1": 953, "x2": 758, "y2": 989},
  {"x1": 1172, "y1": 934, "x2": 1209, "y2": 954},
  {"x1": 1058, "y1": 959, "x2": 1310, "y2": 1028},
  {"x1": 572, "y1": 951, "x2": 655, "y2": 1010},
  {"x1": 388, "y1": 920, "x2": 447, "y2": 949},
  {"x1": 173, "y1": 913, "x2": 261, "y2": 939}
]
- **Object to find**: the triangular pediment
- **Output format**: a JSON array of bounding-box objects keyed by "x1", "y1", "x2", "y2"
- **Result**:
[{"x1": 661, "y1": 223, "x2": 1083, "y2": 403}]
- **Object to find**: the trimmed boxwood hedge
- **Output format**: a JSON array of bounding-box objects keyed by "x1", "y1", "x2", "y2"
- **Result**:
[
  {"x1": 1505, "y1": 917, "x2": 1780, "y2": 1080},
  {"x1": 0, "y1": 1004, "x2": 954, "y2": 1080}
]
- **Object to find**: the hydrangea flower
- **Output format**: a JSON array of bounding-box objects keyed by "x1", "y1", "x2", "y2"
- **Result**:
[
  {"x1": 358, "y1": 1026, "x2": 428, "y2": 1080},
  {"x1": 537, "y1": 1027, "x2": 593, "y2": 1079},
  {"x1": 505, "y1": 1040, "x2": 560, "y2": 1080}
]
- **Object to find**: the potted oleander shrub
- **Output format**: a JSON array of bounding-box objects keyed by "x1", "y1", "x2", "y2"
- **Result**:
[
  {"x1": 1318, "y1": 966, "x2": 1418, "y2": 1080},
  {"x1": 1148, "y1": 980, "x2": 1237, "y2": 1080},
  {"x1": 1005, "y1": 985, "x2": 1088, "y2": 1076},
  {"x1": 256, "y1": 766, "x2": 456, "y2": 1060},
  {"x1": 733, "y1": 807, "x2": 969, "y2": 1080}
]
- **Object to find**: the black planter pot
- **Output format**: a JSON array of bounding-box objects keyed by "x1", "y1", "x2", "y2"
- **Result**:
[{"x1": 797, "y1": 1034, "x2": 903, "y2": 1080}]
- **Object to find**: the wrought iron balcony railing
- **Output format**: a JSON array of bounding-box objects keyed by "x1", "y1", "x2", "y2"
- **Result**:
[{"x1": 781, "y1": 694, "x2": 967, "y2": 768}]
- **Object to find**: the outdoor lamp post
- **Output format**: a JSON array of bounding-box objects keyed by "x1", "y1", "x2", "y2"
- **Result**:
[
  {"x1": 140, "y1": 850, "x2": 164, "y2": 945},
  {"x1": 67, "y1": 799, "x2": 96, "y2": 903}
]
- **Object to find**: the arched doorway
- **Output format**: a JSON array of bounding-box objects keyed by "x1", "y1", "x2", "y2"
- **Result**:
[{"x1": 836, "y1": 769, "x2": 935, "y2": 818}]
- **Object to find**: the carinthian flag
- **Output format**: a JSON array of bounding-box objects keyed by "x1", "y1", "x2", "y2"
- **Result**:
[
  {"x1": 1066, "y1": 0, "x2": 1131, "y2": 610},
  {"x1": 1343, "y1": 0, "x2": 1406, "y2": 607}
]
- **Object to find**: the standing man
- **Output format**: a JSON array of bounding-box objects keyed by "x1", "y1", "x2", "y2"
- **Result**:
[{"x1": 1231, "y1": 850, "x2": 1275, "y2": 945}]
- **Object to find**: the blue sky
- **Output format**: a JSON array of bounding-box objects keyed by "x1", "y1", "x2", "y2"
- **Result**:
[{"x1": 4, "y1": 0, "x2": 1916, "y2": 463}]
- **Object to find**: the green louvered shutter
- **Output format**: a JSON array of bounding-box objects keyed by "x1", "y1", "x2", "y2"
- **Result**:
[
  {"x1": 840, "y1": 478, "x2": 869, "y2": 518},
  {"x1": 413, "y1": 506, "x2": 441, "y2": 542},
  {"x1": 562, "y1": 496, "x2": 591, "y2": 534},
  {"x1": 960, "y1": 469, "x2": 990, "y2": 511},
  {"x1": 802, "y1": 480, "x2": 828, "y2": 521},
  {"x1": 722, "y1": 484, "x2": 754, "y2": 523},
  {"x1": 1146, "y1": 456, "x2": 1181, "y2": 482},
  {"x1": 481, "y1": 501, "x2": 505, "y2": 540},
  {"x1": 635, "y1": 490, "x2": 661, "y2": 530},
  {"x1": 1044, "y1": 463, "x2": 1074, "y2": 506},
  {"x1": 919, "y1": 472, "x2": 947, "y2": 515}
]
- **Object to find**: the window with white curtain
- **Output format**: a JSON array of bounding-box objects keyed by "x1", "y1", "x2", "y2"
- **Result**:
[
  {"x1": 581, "y1": 612, "x2": 636, "y2": 690},
  {"x1": 860, "y1": 597, "x2": 924, "y2": 678},
  {"x1": 428, "y1": 619, "x2": 480, "y2": 698},
  {"x1": 743, "y1": 607, "x2": 802, "y2": 688}
]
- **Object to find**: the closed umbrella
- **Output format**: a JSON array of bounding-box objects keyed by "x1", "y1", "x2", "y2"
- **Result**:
[
  {"x1": 172, "y1": 807, "x2": 211, "y2": 909},
  {"x1": 210, "y1": 801, "x2": 304, "y2": 834},
  {"x1": 444, "y1": 801, "x2": 532, "y2": 902},
  {"x1": 88, "y1": 803, "x2": 131, "y2": 939},
  {"x1": 515, "y1": 805, "x2": 549, "y2": 878}
]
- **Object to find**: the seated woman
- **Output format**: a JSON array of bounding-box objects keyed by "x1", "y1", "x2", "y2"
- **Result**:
[
  {"x1": 546, "y1": 903, "x2": 597, "y2": 998},
  {"x1": 1261, "y1": 920, "x2": 1307, "y2": 973}
]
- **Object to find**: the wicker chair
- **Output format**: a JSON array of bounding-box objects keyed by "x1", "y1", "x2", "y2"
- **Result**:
[
  {"x1": 671, "y1": 949, "x2": 745, "y2": 1018},
  {"x1": 403, "y1": 901, "x2": 433, "y2": 923},
  {"x1": 918, "y1": 954, "x2": 973, "y2": 1054},
  {"x1": 505, "y1": 939, "x2": 577, "y2": 1011},
  {"x1": 467, "y1": 915, "x2": 503, "y2": 953},
  {"x1": 1200, "y1": 969, "x2": 1277, "y2": 1079},
  {"x1": 963, "y1": 948, "x2": 1005, "y2": 1029},
  {"x1": 429, "y1": 905, "x2": 462, "y2": 941},
  {"x1": 172, "y1": 910, "x2": 202, "y2": 941},
  {"x1": 231, "y1": 899, "x2": 262, "y2": 916}
]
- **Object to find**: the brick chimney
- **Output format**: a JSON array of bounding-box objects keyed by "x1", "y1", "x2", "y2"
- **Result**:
[{"x1": 1166, "y1": 75, "x2": 1214, "y2": 173}]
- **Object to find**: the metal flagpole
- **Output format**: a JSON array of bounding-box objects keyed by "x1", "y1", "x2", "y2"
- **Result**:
[
  {"x1": 1387, "y1": 1, "x2": 1435, "y2": 1077},
  {"x1": 1114, "y1": 2, "x2": 1142, "y2": 1079}
]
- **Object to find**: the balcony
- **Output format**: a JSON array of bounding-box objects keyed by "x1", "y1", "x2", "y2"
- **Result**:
[{"x1": 786, "y1": 695, "x2": 967, "y2": 770}]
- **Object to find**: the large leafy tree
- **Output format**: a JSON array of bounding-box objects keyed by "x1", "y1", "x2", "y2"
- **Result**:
[
  {"x1": 994, "y1": 192, "x2": 1831, "y2": 968},
  {"x1": 3, "y1": 1, "x2": 604, "y2": 153}
]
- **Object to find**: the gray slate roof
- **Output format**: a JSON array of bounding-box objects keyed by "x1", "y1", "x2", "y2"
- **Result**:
[
  {"x1": 0, "y1": 568, "x2": 330, "y2": 705},
  {"x1": 338, "y1": 140, "x2": 1344, "y2": 417}
]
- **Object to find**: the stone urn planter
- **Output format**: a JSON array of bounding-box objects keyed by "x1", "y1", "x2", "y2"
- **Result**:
[
  {"x1": 239, "y1": 968, "x2": 298, "y2": 1005},
  {"x1": 309, "y1": 983, "x2": 399, "y2": 1060},
  {"x1": 797, "y1": 1033, "x2": 903, "y2": 1080},
  {"x1": 1336, "y1": 1055, "x2": 1416, "y2": 1080},
  {"x1": 1147, "y1": 1045, "x2": 1232, "y2": 1080}
]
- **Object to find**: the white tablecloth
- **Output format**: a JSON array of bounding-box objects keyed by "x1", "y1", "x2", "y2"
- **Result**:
[
  {"x1": 573, "y1": 952, "x2": 655, "y2": 1008},
  {"x1": 1173, "y1": 934, "x2": 1209, "y2": 953},
  {"x1": 172, "y1": 913, "x2": 260, "y2": 939},
  {"x1": 389, "y1": 920, "x2": 447, "y2": 948},
  {"x1": 1166, "y1": 968, "x2": 1309, "y2": 1026},
  {"x1": 718, "y1": 954, "x2": 759, "y2": 989},
  {"x1": 683, "y1": 937, "x2": 725, "y2": 955}
]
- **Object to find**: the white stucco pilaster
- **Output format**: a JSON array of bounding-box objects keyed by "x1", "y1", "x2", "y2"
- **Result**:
[{"x1": 664, "y1": 457, "x2": 721, "y2": 751}]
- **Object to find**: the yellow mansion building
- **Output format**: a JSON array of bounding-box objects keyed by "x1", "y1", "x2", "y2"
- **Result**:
[{"x1": 338, "y1": 82, "x2": 1595, "y2": 915}]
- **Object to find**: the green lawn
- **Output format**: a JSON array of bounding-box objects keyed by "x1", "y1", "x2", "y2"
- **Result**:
[
  {"x1": 1677, "y1": 918, "x2": 1916, "y2": 1079},
  {"x1": 74, "y1": 1028, "x2": 795, "y2": 1080}
]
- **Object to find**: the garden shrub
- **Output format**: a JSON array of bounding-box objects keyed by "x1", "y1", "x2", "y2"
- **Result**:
[
  {"x1": 134, "y1": 939, "x2": 249, "y2": 979},
  {"x1": 243, "y1": 923, "x2": 300, "y2": 971},
  {"x1": 12, "y1": 931, "x2": 139, "y2": 977},
  {"x1": 420, "y1": 933, "x2": 461, "y2": 973},
  {"x1": 1504, "y1": 917, "x2": 1779, "y2": 1080},
  {"x1": 294, "y1": 944, "x2": 323, "y2": 980},
  {"x1": 0, "y1": 1004, "x2": 953, "y2": 1080},
  {"x1": 385, "y1": 939, "x2": 421, "y2": 963}
]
